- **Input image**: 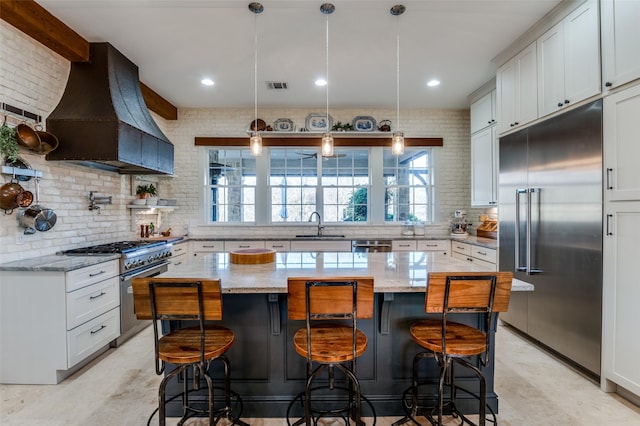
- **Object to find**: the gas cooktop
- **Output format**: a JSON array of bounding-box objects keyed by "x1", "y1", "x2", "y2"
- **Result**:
[{"x1": 63, "y1": 240, "x2": 166, "y2": 255}]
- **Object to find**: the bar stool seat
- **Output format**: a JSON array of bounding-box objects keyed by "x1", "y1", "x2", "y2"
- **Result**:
[
  {"x1": 394, "y1": 272, "x2": 513, "y2": 426},
  {"x1": 132, "y1": 277, "x2": 249, "y2": 426},
  {"x1": 286, "y1": 276, "x2": 375, "y2": 426}
]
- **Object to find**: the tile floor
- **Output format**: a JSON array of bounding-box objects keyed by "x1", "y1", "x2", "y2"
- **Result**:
[{"x1": 1, "y1": 323, "x2": 639, "y2": 425}]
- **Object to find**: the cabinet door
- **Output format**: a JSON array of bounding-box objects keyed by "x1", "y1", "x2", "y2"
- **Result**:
[
  {"x1": 470, "y1": 91, "x2": 495, "y2": 133},
  {"x1": 604, "y1": 84, "x2": 640, "y2": 201},
  {"x1": 497, "y1": 58, "x2": 517, "y2": 134},
  {"x1": 516, "y1": 42, "x2": 538, "y2": 126},
  {"x1": 602, "y1": 0, "x2": 640, "y2": 89},
  {"x1": 602, "y1": 202, "x2": 640, "y2": 397},
  {"x1": 537, "y1": 22, "x2": 566, "y2": 117},
  {"x1": 471, "y1": 126, "x2": 497, "y2": 206},
  {"x1": 563, "y1": 0, "x2": 600, "y2": 105}
]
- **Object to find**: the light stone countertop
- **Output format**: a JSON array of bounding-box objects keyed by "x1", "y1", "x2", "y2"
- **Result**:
[
  {"x1": 0, "y1": 253, "x2": 120, "y2": 272},
  {"x1": 162, "y1": 251, "x2": 532, "y2": 293}
]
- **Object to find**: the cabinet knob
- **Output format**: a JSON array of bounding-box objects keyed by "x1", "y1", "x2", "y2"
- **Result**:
[
  {"x1": 558, "y1": 102, "x2": 564, "y2": 107},
  {"x1": 564, "y1": 99, "x2": 570, "y2": 104},
  {"x1": 605, "y1": 81, "x2": 613, "y2": 87},
  {"x1": 514, "y1": 122, "x2": 519, "y2": 125}
]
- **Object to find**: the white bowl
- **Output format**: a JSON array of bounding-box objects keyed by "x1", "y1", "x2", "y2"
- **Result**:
[{"x1": 132, "y1": 199, "x2": 146, "y2": 205}]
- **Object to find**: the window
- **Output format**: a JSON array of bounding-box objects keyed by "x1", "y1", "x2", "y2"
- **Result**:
[
  {"x1": 207, "y1": 149, "x2": 256, "y2": 223},
  {"x1": 204, "y1": 146, "x2": 433, "y2": 225},
  {"x1": 383, "y1": 149, "x2": 433, "y2": 223}
]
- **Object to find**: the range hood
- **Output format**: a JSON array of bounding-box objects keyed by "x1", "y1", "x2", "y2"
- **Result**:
[{"x1": 46, "y1": 43, "x2": 174, "y2": 175}]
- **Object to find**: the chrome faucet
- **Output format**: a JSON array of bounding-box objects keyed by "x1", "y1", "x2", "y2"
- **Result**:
[{"x1": 308, "y1": 211, "x2": 324, "y2": 236}]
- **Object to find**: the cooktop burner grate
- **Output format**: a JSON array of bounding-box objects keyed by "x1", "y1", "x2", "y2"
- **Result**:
[{"x1": 63, "y1": 240, "x2": 165, "y2": 255}]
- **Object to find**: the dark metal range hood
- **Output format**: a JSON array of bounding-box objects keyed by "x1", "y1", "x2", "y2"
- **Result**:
[{"x1": 46, "y1": 43, "x2": 174, "y2": 175}]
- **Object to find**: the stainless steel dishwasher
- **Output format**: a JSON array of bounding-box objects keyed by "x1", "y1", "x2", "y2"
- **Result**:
[{"x1": 351, "y1": 240, "x2": 392, "y2": 253}]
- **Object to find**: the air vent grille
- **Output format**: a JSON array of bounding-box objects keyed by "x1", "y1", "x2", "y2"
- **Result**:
[{"x1": 266, "y1": 81, "x2": 288, "y2": 90}]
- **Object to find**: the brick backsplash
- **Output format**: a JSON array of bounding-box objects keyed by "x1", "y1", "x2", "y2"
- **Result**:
[{"x1": 0, "y1": 21, "x2": 486, "y2": 263}]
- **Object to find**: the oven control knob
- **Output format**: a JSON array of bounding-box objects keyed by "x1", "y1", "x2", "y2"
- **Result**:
[
  {"x1": 148, "y1": 256, "x2": 154, "y2": 263},
  {"x1": 124, "y1": 262, "x2": 131, "y2": 270},
  {"x1": 136, "y1": 260, "x2": 144, "y2": 267}
]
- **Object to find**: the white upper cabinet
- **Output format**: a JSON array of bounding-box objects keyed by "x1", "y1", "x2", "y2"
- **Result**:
[
  {"x1": 497, "y1": 42, "x2": 538, "y2": 134},
  {"x1": 601, "y1": 0, "x2": 640, "y2": 90},
  {"x1": 604, "y1": 83, "x2": 640, "y2": 202},
  {"x1": 470, "y1": 90, "x2": 496, "y2": 134},
  {"x1": 537, "y1": 0, "x2": 600, "y2": 117},
  {"x1": 471, "y1": 125, "x2": 498, "y2": 206}
]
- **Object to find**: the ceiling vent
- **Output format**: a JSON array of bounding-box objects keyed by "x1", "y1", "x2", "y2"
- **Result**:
[{"x1": 266, "y1": 81, "x2": 288, "y2": 90}]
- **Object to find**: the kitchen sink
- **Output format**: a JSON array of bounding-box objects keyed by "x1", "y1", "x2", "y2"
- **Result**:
[{"x1": 295, "y1": 234, "x2": 345, "y2": 239}]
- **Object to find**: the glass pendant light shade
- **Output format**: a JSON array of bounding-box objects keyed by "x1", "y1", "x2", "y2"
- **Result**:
[
  {"x1": 250, "y1": 132, "x2": 262, "y2": 156},
  {"x1": 392, "y1": 131, "x2": 405, "y2": 155},
  {"x1": 321, "y1": 133, "x2": 334, "y2": 157}
]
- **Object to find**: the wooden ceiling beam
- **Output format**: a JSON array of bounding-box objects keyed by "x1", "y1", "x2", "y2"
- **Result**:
[
  {"x1": 195, "y1": 136, "x2": 444, "y2": 147},
  {"x1": 0, "y1": 0, "x2": 178, "y2": 121}
]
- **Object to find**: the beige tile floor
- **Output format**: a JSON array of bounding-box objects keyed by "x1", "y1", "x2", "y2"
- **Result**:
[{"x1": 2, "y1": 323, "x2": 640, "y2": 425}]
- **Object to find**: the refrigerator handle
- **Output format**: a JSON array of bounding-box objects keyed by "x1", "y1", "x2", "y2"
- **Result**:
[
  {"x1": 515, "y1": 189, "x2": 527, "y2": 272},
  {"x1": 528, "y1": 188, "x2": 543, "y2": 275}
]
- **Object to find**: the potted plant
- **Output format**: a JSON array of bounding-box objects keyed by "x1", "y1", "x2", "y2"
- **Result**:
[
  {"x1": 136, "y1": 183, "x2": 157, "y2": 199},
  {"x1": 0, "y1": 122, "x2": 19, "y2": 163}
]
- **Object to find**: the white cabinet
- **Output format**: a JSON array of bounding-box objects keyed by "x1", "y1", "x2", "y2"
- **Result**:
[
  {"x1": 604, "y1": 84, "x2": 640, "y2": 201},
  {"x1": 497, "y1": 42, "x2": 538, "y2": 134},
  {"x1": 0, "y1": 260, "x2": 120, "y2": 384},
  {"x1": 266, "y1": 240, "x2": 291, "y2": 252},
  {"x1": 224, "y1": 240, "x2": 266, "y2": 251},
  {"x1": 192, "y1": 240, "x2": 225, "y2": 255},
  {"x1": 471, "y1": 125, "x2": 498, "y2": 206},
  {"x1": 416, "y1": 239, "x2": 450, "y2": 256},
  {"x1": 451, "y1": 241, "x2": 497, "y2": 271},
  {"x1": 601, "y1": 0, "x2": 640, "y2": 90},
  {"x1": 168, "y1": 242, "x2": 188, "y2": 270},
  {"x1": 392, "y1": 240, "x2": 416, "y2": 251},
  {"x1": 537, "y1": 0, "x2": 600, "y2": 117},
  {"x1": 290, "y1": 240, "x2": 352, "y2": 252},
  {"x1": 602, "y1": 82, "x2": 640, "y2": 399},
  {"x1": 470, "y1": 90, "x2": 496, "y2": 133},
  {"x1": 602, "y1": 202, "x2": 640, "y2": 397}
]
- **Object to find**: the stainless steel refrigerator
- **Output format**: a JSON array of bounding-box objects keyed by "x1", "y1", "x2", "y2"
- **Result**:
[{"x1": 498, "y1": 99, "x2": 603, "y2": 377}]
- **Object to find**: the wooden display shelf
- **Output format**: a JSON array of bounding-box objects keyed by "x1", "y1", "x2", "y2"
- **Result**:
[{"x1": 195, "y1": 135, "x2": 443, "y2": 147}]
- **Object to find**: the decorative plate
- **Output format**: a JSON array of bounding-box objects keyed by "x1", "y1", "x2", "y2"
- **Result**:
[
  {"x1": 305, "y1": 113, "x2": 333, "y2": 132},
  {"x1": 352, "y1": 116, "x2": 377, "y2": 132},
  {"x1": 273, "y1": 118, "x2": 294, "y2": 132}
]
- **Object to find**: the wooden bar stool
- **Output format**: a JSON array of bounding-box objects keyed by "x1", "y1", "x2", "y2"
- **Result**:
[
  {"x1": 286, "y1": 276, "x2": 375, "y2": 426},
  {"x1": 132, "y1": 277, "x2": 249, "y2": 426},
  {"x1": 393, "y1": 272, "x2": 512, "y2": 426}
]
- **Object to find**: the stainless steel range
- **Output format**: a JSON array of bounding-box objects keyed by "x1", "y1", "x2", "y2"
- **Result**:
[{"x1": 63, "y1": 240, "x2": 172, "y2": 346}]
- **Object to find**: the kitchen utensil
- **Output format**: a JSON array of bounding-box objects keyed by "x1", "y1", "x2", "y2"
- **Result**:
[
  {"x1": 377, "y1": 120, "x2": 391, "y2": 132},
  {"x1": 33, "y1": 130, "x2": 59, "y2": 155},
  {"x1": 15, "y1": 123, "x2": 40, "y2": 149},
  {"x1": 16, "y1": 190, "x2": 33, "y2": 207},
  {"x1": 19, "y1": 177, "x2": 57, "y2": 231},
  {"x1": 250, "y1": 119, "x2": 266, "y2": 131},
  {"x1": 0, "y1": 178, "x2": 25, "y2": 213}
]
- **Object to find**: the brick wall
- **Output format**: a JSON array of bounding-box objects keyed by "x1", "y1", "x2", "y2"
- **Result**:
[{"x1": 1, "y1": 21, "x2": 486, "y2": 263}]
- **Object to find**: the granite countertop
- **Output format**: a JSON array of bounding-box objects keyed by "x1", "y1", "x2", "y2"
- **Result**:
[
  {"x1": 161, "y1": 251, "x2": 532, "y2": 294},
  {"x1": 0, "y1": 254, "x2": 120, "y2": 272}
]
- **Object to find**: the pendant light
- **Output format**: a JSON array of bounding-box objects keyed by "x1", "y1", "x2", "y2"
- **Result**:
[
  {"x1": 391, "y1": 4, "x2": 405, "y2": 156},
  {"x1": 249, "y1": 2, "x2": 264, "y2": 156},
  {"x1": 320, "y1": 3, "x2": 335, "y2": 157}
]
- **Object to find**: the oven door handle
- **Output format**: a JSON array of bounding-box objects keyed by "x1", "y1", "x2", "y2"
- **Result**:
[{"x1": 120, "y1": 261, "x2": 170, "y2": 282}]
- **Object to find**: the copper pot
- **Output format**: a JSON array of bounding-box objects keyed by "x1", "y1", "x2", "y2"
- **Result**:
[
  {"x1": 33, "y1": 130, "x2": 59, "y2": 155},
  {"x1": 0, "y1": 180, "x2": 24, "y2": 213},
  {"x1": 15, "y1": 123, "x2": 40, "y2": 149}
]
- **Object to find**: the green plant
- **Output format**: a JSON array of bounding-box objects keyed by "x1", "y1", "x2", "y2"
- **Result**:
[
  {"x1": 136, "y1": 183, "x2": 157, "y2": 197},
  {"x1": 331, "y1": 121, "x2": 354, "y2": 132},
  {"x1": 0, "y1": 123, "x2": 19, "y2": 163}
]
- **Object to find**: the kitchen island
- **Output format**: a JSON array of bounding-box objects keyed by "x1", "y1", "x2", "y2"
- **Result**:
[{"x1": 155, "y1": 251, "x2": 532, "y2": 418}]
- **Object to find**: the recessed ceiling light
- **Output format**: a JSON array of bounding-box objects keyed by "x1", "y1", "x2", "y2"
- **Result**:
[
  {"x1": 315, "y1": 78, "x2": 327, "y2": 86},
  {"x1": 427, "y1": 79, "x2": 440, "y2": 87},
  {"x1": 201, "y1": 78, "x2": 215, "y2": 86}
]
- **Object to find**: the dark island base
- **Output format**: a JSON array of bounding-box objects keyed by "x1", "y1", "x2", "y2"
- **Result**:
[{"x1": 163, "y1": 293, "x2": 500, "y2": 418}]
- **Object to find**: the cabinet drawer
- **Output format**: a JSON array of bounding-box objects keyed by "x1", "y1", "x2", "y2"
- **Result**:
[
  {"x1": 266, "y1": 240, "x2": 291, "y2": 252},
  {"x1": 471, "y1": 246, "x2": 497, "y2": 264},
  {"x1": 66, "y1": 260, "x2": 119, "y2": 292},
  {"x1": 67, "y1": 307, "x2": 119, "y2": 367},
  {"x1": 224, "y1": 241, "x2": 266, "y2": 251},
  {"x1": 452, "y1": 251, "x2": 497, "y2": 271},
  {"x1": 171, "y1": 243, "x2": 188, "y2": 257},
  {"x1": 417, "y1": 240, "x2": 450, "y2": 252},
  {"x1": 451, "y1": 242, "x2": 471, "y2": 256},
  {"x1": 290, "y1": 240, "x2": 352, "y2": 252},
  {"x1": 392, "y1": 240, "x2": 417, "y2": 251},
  {"x1": 192, "y1": 241, "x2": 224, "y2": 252},
  {"x1": 66, "y1": 277, "x2": 119, "y2": 330}
]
